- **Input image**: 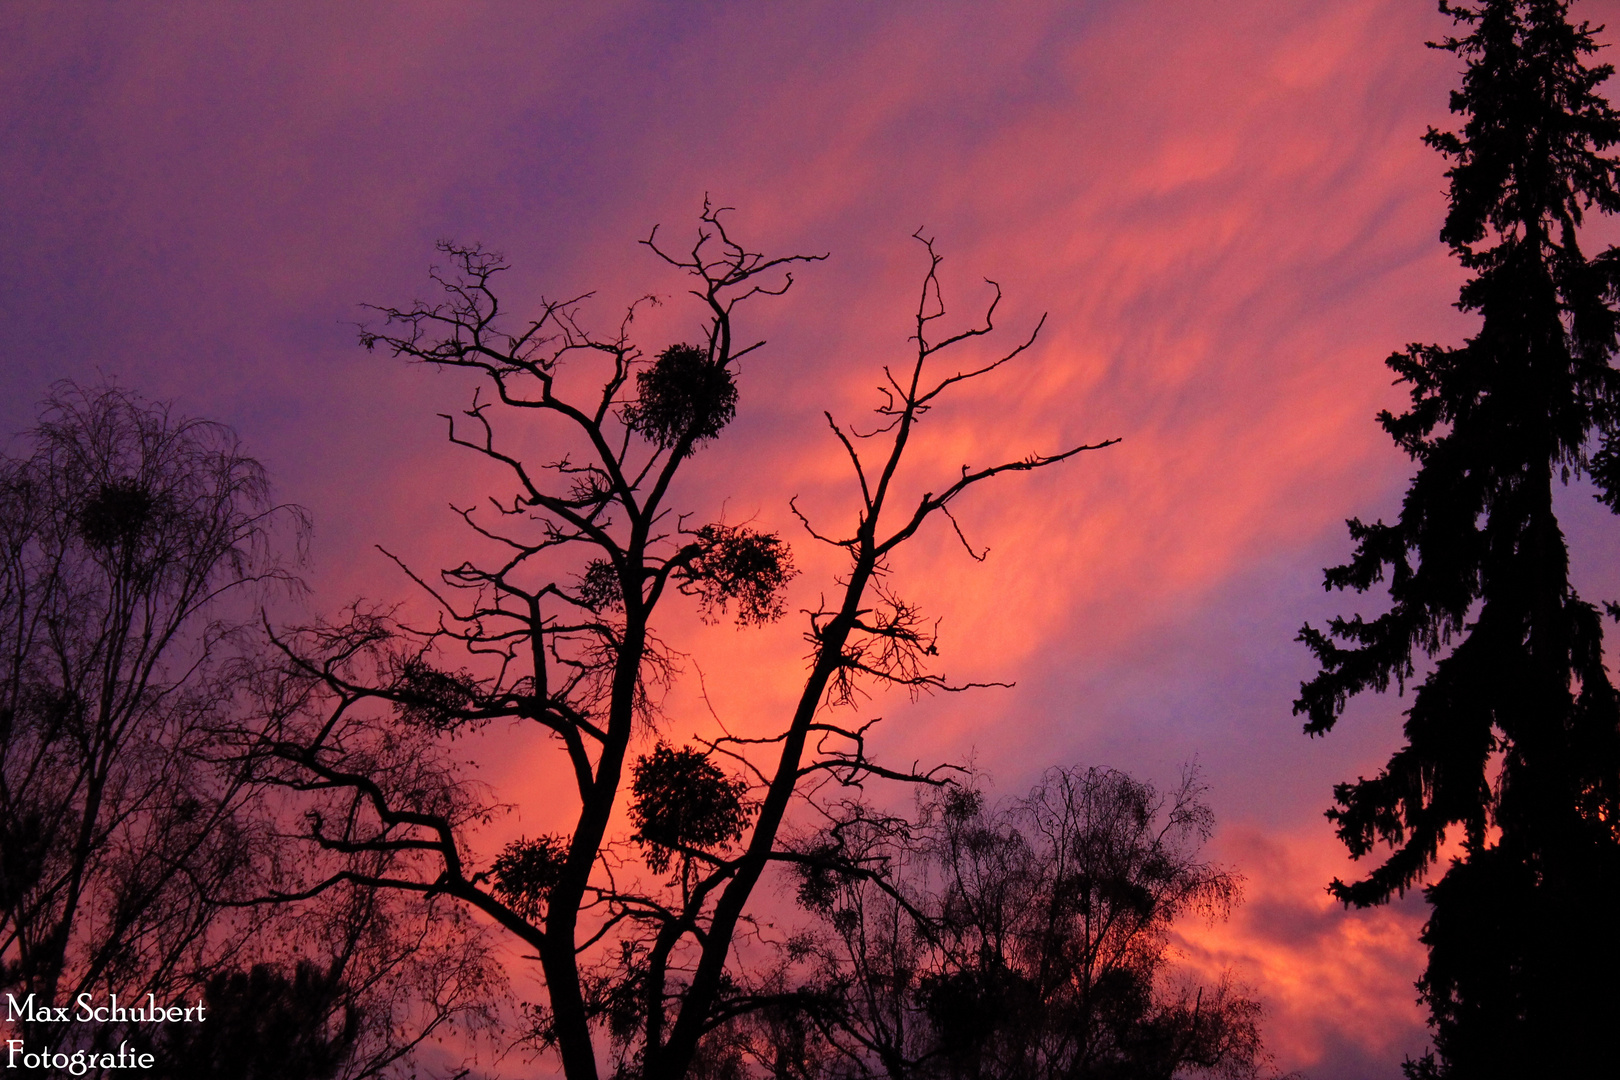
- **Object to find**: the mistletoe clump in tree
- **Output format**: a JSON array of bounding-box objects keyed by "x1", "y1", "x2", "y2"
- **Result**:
[{"x1": 1297, "y1": 2, "x2": 1620, "y2": 1074}]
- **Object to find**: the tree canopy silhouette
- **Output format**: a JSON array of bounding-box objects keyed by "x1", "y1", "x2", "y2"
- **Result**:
[
  {"x1": 251, "y1": 204, "x2": 1116, "y2": 1080},
  {"x1": 748, "y1": 767, "x2": 1263, "y2": 1080},
  {"x1": 0, "y1": 383, "x2": 302, "y2": 1039},
  {"x1": 1296, "y1": 2, "x2": 1620, "y2": 1074},
  {"x1": 0, "y1": 384, "x2": 499, "y2": 1079}
]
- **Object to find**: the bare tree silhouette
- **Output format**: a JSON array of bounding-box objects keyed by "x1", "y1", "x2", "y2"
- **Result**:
[{"x1": 252, "y1": 205, "x2": 1116, "y2": 1080}]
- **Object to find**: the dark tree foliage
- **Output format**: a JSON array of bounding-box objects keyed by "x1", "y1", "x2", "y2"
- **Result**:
[
  {"x1": 390, "y1": 657, "x2": 482, "y2": 733},
  {"x1": 493, "y1": 835, "x2": 571, "y2": 922},
  {"x1": 622, "y1": 343, "x2": 740, "y2": 454},
  {"x1": 629, "y1": 744, "x2": 752, "y2": 875},
  {"x1": 148, "y1": 887, "x2": 500, "y2": 1080},
  {"x1": 747, "y1": 768, "x2": 1263, "y2": 1080},
  {"x1": 153, "y1": 961, "x2": 360, "y2": 1080},
  {"x1": 674, "y1": 524, "x2": 797, "y2": 626},
  {"x1": 252, "y1": 206, "x2": 1116, "y2": 1080},
  {"x1": 1296, "y1": 3, "x2": 1620, "y2": 1074}
]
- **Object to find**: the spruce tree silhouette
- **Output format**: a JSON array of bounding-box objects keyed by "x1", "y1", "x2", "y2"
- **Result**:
[{"x1": 1296, "y1": 2, "x2": 1620, "y2": 1075}]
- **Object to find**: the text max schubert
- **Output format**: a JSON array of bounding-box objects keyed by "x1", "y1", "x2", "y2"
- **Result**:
[{"x1": 6, "y1": 993, "x2": 206, "y2": 1024}]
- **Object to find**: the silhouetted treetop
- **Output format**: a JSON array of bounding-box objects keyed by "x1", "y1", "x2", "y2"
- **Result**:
[
  {"x1": 753, "y1": 766, "x2": 1263, "y2": 1080},
  {"x1": 1298, "y1": 0, "x2": 1620, "y2": 904},
  {"x1": 1298, "y1": 3, "x2": 1620, "y2": 1075}
]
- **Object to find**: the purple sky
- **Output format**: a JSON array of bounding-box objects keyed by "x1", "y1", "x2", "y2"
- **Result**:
[{"x1": 8, "y1": 3, "x2": 1620, "y2": 1075}]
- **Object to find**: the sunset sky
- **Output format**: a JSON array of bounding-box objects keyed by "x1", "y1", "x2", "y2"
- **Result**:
[{"x1": 8, "y1": 2, "x2": 1620, "y2": 1076}]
